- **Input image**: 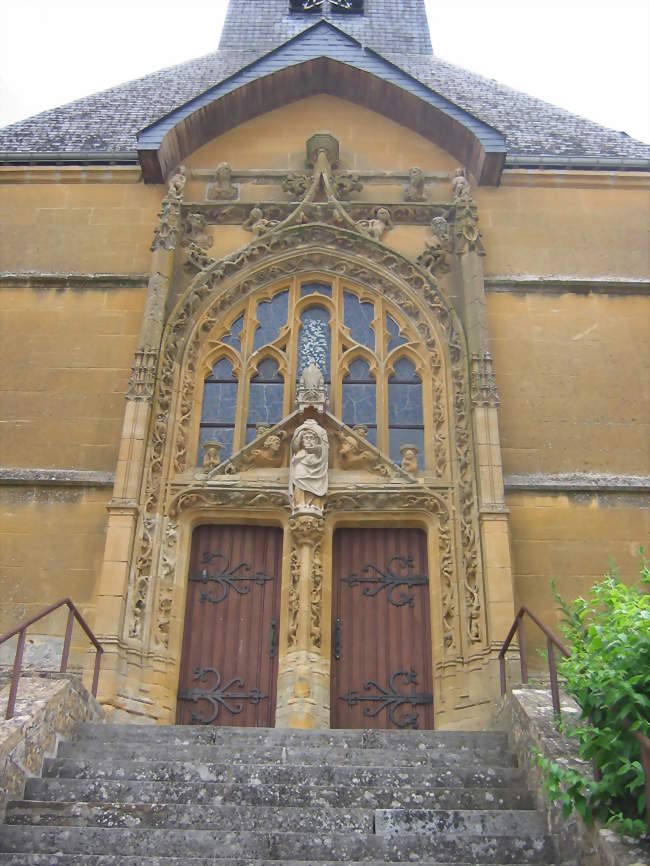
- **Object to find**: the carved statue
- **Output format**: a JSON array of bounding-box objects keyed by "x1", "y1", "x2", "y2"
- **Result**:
[
  {"x1": 417, "y1": 215, "x2": 451, "y2": 275},
  {"x1": 167, "y1": 166, "x2": 187, "y2": 200},
  {"x1": 404, "y1": 166, "x2": 426, "y2": 202},
  {"x1": 206, "y1": 162, "x2": 237, "y2": 201},
  {"x1": 451, "y1": 167, "x2": 472, "y2": 202},
  {"x1": 243, "y1": 206, "x2": 279, "y2": 237},
  {"x1": 400, "y1": 443, "x2": 419, "y2": 475},
  {"x1": 289, "y1": 419, "x2": 329, "y2": 513},
  {"x1": 356, "y1": 207, "x2": 391, "y2": 241},
  {"x1": 202, "y1": 440, "x2": 222, "y2": 474}
]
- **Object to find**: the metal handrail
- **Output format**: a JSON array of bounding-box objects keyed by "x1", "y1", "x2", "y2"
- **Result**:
[
  {"x1": 499, "y1": 605, "x2": 650, "y2": 829},
  {"x1": 0, "y1": 598, "x2": 103, "y2": 720}
]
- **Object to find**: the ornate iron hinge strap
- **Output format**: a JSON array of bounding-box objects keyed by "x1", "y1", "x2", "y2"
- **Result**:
[
  {"x1": 189, "y1": 552, "x2": 275, "y2": 604},
  {"x1": 342, "y1": 555, "x2": 428, "y2": 607},
  {"x1": 178, "y1": 667, "x2": 268, "y2": 724},
  {"x1": 340, "y1": 669, "x2": 433, "y2": 729}
]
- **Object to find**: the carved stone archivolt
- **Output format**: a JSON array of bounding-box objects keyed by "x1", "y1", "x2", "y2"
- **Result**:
[{"x1": 126, "y1": 217, "x2": 484, "y2": 661}]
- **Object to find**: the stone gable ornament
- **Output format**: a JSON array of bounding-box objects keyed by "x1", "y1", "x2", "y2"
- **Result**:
[
  {"x1": 289, "y1": 419, "x2": 329, "y2": 514},
  {"x1": 296, "y1": 362, "x2": 328, "y2": 412}
]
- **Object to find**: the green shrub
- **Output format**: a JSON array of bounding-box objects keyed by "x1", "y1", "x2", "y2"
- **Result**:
[{"x1": 538, "y1": 558, "x2": 650, "y2": 838}]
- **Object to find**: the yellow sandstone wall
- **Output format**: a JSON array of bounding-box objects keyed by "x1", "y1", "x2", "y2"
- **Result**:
[{"x1": 0, "y1": 93, "x2": 648, "y2": 676}]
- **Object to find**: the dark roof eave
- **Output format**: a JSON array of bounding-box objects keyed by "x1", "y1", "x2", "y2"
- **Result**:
[
  {"x1": 0, "y1": 151, "x2": 139, "y2": 166},
  {"x1": 504, "y1": 154, "x2": 650, "y2": 171}
]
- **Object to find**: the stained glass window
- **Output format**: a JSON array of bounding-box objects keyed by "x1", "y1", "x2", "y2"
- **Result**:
[
  {"x1": 388, "y1": 357, "x2": 424, "y2": 469},
  {"x1": 199, "y1": 357, "x2": 238, "y2": 463},
  {"x1": 344, "y1": 292, "x2": 375, "y2": 350},
  {"x1": 342, "y1": 358, "x2": 377, "y2": 445},
  {"x1": 386, "y1": 313, "x2": 407, "y2": 352},
  {"x1": 300, "y1": 282, "x2": 332, "y2": 298},
  {"x1": 246, "y1": 358, "x2": 285, "y2": 442},
  {"x1": 221, "y1": 314, "x2": 245, "y2": 350},
  {"x1": 297, "y1": 306, "x2": 331, "y2": 382},
  {"x1": 254, "y1": 291, "x2": 289, "y2": 350}
]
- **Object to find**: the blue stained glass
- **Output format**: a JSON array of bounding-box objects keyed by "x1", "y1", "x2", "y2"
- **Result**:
[
  {"x1": 254, "y1": 291, "x2": 289, "y2": 350},
  {"x1": 388, "y1": 383, "x2": 423, "y2": 425},
  {"x1": 344, "y1": 292, "x2": 375, "y2": 349},
  {"x1": 297, "y1": 307, "x2": 331, "y2": 382},
  {"x1": 301, "y1": 282, "x2": 332, "y2": 298},
  {"x1": 342, "y1": 383, "x2": 376, "y2": 426},
  {"x1": 390, "y1": 357, "x2": 420, "y2": 382},
  {"x1": 386, "y1": 314, "x2": 407, "y2": 352},
  {"x1": 221, "y1": 314, "x2": 244, "y2": 350},
  {"x1": 388, "y1": 356, "x2": 424, "y2": 469},
  {"x1": 207, "y1": 357, "x2": 236, "y2": 381},
  {"x1": 247, "y1": 358, "x2": 284, "y2": 442}
]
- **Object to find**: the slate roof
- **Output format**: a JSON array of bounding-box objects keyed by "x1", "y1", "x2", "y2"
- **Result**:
[{"x1": 0, "y1": 0, "x2": 648, "y2": 166}]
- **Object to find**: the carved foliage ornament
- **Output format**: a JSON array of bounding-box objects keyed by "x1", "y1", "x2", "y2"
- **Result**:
[{"x1": 151, "y1": 166, "x2": 186, "y2": 252}]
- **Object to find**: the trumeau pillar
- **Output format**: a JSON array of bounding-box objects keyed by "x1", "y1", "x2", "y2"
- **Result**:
[
  {"x1": 93, "y1": 169, "x2": 186, "y2": 715},
  {"x1": 452, "y1": 170, "x2": 515, "y2": 648}
]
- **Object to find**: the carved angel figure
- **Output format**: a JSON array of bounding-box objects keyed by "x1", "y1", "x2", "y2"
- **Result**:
[
  {"x1": 356, "y1": 207, "x2": 391, "y2": 241},
  {"x1": 451, "y1": 167, "x2": 472, "y2": 202},
  {"x1": 404, "y1": 166, "x2": 426, "y2": 202},
  {"x1": 289, "y1": 419, "x2": 329, "y2": 513},
  {"x1": 206, "y1": 162, "x2": 237, "y2": 201}
]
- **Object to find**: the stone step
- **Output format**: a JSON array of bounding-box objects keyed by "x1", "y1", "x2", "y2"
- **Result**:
[
  {"x1": 25, "y1": 777, "x2": 536, "y2": 811},
  {"x1": 0, "y1": 826, "x2": 559, "y2": 862},
  {"x1": 70, "y1": 723, "x2": 509, "y2": 751},
  {"x1": 5, "y1": 801, "x2": 545, "y2": 837},
  {"x1": 4, "y1": 801, "x2": 372, "y2": 832},
  {"x1": 56, "y1": 740, "x2": 515, "y2": 768},
  {"x1": 0, "y1": 858, "x2": 567, "y2": 866},
  {"x1": 42, "y1": 756, "x2": 526, "y2": 789}
]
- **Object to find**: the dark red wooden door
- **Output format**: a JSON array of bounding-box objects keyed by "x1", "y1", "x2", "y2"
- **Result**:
[
  {"x1": 176, "y1": 524, "x2": 282, "y2": 727},
  {"x1": 331, "y1": 527, "x2": 434, "y2": 730}
]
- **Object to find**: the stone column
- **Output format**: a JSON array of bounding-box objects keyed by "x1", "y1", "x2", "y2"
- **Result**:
[
  {"x1": 453, "y1": 179, "x2": 516, "y2": 648},
  {"x1": 275, "y1": 514, "x2": 330, "y2": 729},
  {"x1": 93, "y1": 171, "x2": 186, "y2": 712}
]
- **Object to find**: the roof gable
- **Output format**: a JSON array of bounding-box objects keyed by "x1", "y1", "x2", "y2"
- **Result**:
[{"x1": 137, "y1": 20, "x2": 505, "y2": 184}]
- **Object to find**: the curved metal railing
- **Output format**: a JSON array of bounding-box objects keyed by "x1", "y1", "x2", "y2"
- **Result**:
[{"x1": 0, "y1": 598, "x2": 103, "y2": 719}]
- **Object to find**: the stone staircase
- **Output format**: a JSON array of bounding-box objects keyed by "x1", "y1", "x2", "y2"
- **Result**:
[{"x1": 0, "y1": 724, "x2": 571, "y2": 865}]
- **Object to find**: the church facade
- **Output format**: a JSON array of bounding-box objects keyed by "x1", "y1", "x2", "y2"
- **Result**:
[{"x1": 0, "y1": 0, "x2": 648, "y2": 729}]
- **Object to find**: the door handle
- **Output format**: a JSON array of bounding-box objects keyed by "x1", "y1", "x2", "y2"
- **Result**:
[
  {"x1": 269, "y1": 618, "x2": 278, "y2": 658},
  {"x1": 334, "y1": 617, "x2": 342, "y2": 660}
]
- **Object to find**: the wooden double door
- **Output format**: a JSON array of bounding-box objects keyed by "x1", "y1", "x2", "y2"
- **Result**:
[
  {"x1": 176, "y1": 524, "x2": 281, "y2": 726},
  {"x1": 331, "y1": 527, "x2": 434, "y2": 730},
  {"x1": 177, "y1": 524, "x2": 433, "y2": 730}
]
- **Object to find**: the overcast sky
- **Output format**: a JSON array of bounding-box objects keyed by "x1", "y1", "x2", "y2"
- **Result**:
[{"x1": 1, "y1": 0, "x2": 648, "y2": 144}]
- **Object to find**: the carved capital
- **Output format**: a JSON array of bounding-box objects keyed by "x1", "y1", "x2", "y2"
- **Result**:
[
  {"x1": 471, "y1": 351, "x2": 500, "y2": 407},
  {"x1": 126, "y1": 349, "x2": 158, "y2": 401},
  {"x1": 289, "y1": 514, "x2": 325, "y2": 546}
]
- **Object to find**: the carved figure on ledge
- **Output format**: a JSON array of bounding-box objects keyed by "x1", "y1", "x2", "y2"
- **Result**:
[
  {"x1": 246, "y1": 431, "x2": 287, "y2": 468},
  {"x1": 400, "y1": 443, "x2": 419, "y2": 475},
  {"x1": 356, "y1": 207, "x2": 391, "y2": 241},
  {"x1": 206, "y1": 162, "x2": 237, "y2": 201},
  {"x1": 290, "y1": 419, "x2": 329, "y2": 513},
  {"x1": 404, "y1": 166, "x2": 426, "y2": 202},
  {"x1": 202, "y1": 440, "x2": 222, "y2": 474},
  {"x1": 451, "y1": 167, "x2": 472, "y2": 202},
  {"x1": 168, "y1": 166, "x2": 187, "y2": 200},
  {"x1": 243, "y1": 207, "x2": 279, "y2": 238}
]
